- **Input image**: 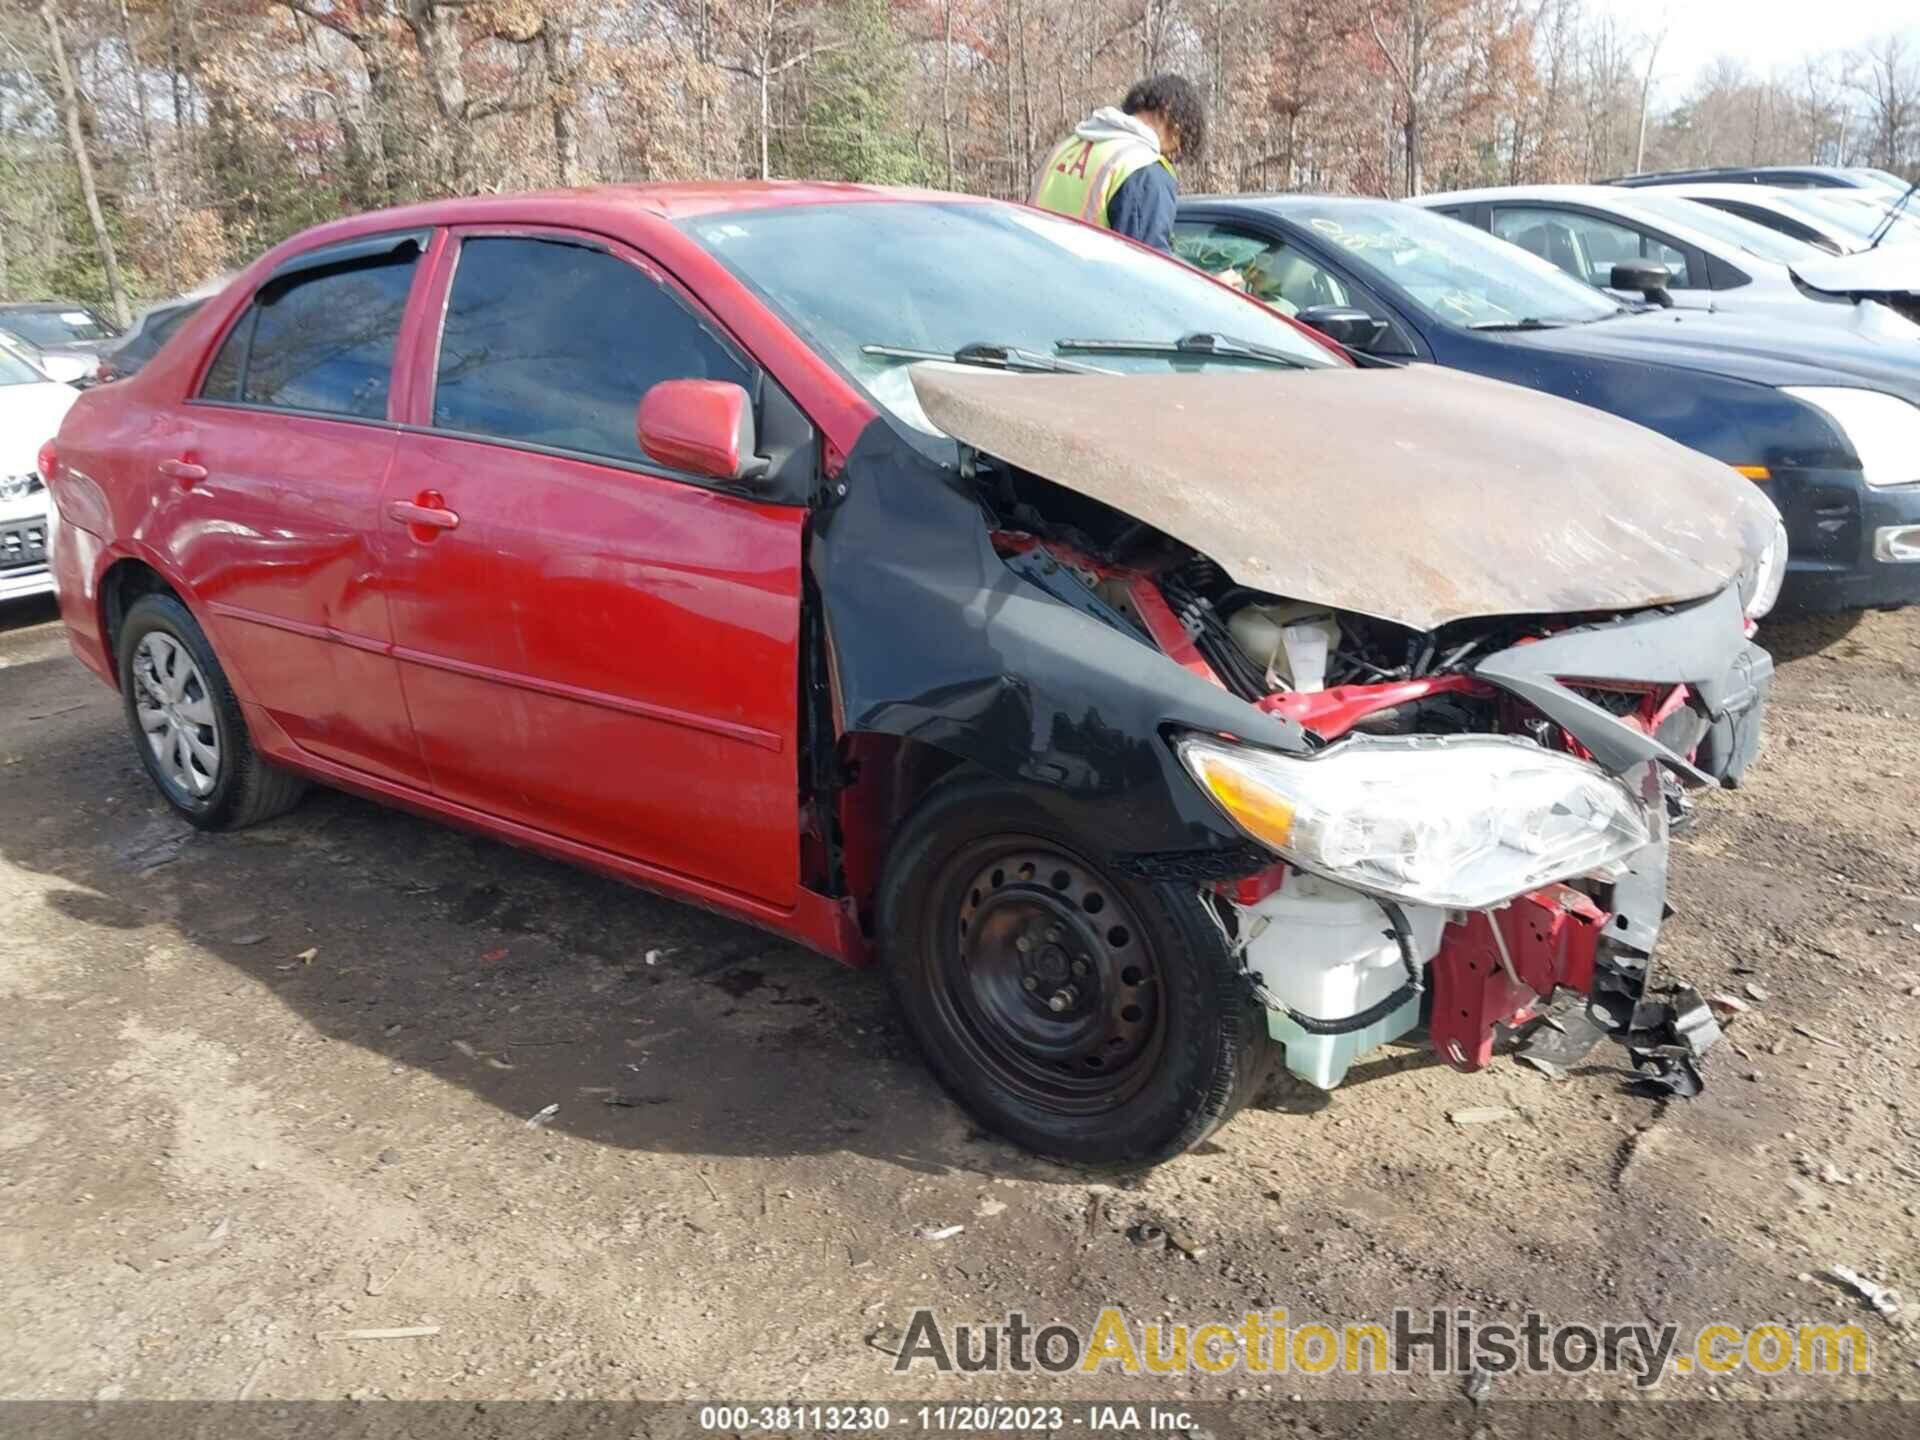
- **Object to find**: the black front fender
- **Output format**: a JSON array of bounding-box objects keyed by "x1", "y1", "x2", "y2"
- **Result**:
[{"x1": 809, "y1": 418, "x2": 1308, "y2": 862}]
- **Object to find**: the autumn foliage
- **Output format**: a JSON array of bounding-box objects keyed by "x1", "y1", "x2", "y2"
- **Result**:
[{"x1": 2, "y1": 0, "x2": 1916, "y2": 318}]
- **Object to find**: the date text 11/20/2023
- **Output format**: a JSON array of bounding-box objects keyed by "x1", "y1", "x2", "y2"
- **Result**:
[{"x1": 697, "y1": 1404, "x2": 1195, "y2": 1432}]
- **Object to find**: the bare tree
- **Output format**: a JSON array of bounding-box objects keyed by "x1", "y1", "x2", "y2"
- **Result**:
[
  {"x1": 541, "y1": 10, "x2": 583, "y2": 186},
  {"x1": 4, "y1": 0, "x2": 1912, "y2": 319},
  {"x1": 1369, "y1": 0, "x2": 1453, "y2": 196},
  {"x1": 40, "y1": 0, "x2": 132, "y2": 325},
  {"x1": 718, "y1": 0, "x2": 847, "y2": 180},
  {"x1": 1851, "y1": 32, "x2": 1917, "y2": 172}
]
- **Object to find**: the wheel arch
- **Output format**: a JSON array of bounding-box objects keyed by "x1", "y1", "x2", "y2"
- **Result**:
[
  {"x1": 97, "y1": 555, "x2": 188, "y2": 687},
  {"x1": 832, "y1": 732, "x2": 981, "y2": 936}
]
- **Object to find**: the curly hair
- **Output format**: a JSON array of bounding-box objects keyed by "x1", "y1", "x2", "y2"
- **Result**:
[{"x1": 1122, "y1": 74, "x2": 1206, "y2": 162}]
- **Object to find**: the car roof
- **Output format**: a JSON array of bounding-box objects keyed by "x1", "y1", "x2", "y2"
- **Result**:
[
  {"x1": 1605, "y1": 165, "x2": 1860, "y2": 186},
  {"x1": 0, "y1": 301, "x2": 96, "y2": 314},
  {"x1": 297, "y1": 181, "x2": 977, "y2": 233},
  {"x1": 237, "y1": 182, "x2": 992, "y2": 278},
  {"x1": 1415, "y1": 183, "x2": 1646, "y2": 208},
  {"x1": 1652, "y1": 182, "x2": 1824, "y2": 202},
  {"x1": 1183, "y1": 193, "x2": 1395, "y2": 213}
]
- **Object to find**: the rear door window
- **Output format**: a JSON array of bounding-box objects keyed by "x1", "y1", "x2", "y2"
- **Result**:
[
  {"x1": 1491, "y1": 208, "x2": 1693, "y2": 288},
  {"x1": 198, "y1": 250, "x2": 419, "y2": 418},
  {"x1": 430, "y1": 236, "x2": 750, "y2": 465}
]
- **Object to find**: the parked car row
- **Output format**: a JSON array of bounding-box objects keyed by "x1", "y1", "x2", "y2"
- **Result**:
[
  {"x1": 1171, "y1": 189, "x2": 1920, "y2": 615},
  {"x1": 1603, "y1": 164, "x2": 1914, "y2": 195},
  {"x1": 9, "y1": 178, "x2": 1906, "y2": 1165},
  {"x1": 0, "y1": 284, "x2": 218, "y2": 604},
  {"x1": 1410, "y1": 184, "x2": 1919, "y2": 329}
]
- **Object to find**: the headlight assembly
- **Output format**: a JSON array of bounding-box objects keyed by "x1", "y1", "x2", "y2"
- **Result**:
[
  {"x1": 1738, "y1": 510, "x2": 1789, "y2": 620},
  {"x1": 1782, "y1": 386, "x2": 1920, "y2": 489},
  {"x1": 1176, "y1": 732, "x2": 1654, "y2": 910}
]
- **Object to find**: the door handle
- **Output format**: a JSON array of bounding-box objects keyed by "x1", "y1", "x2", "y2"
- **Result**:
[
  {"x1": 158, "y1": 458, "x2": 207, "y2": 486},
  {"x1": 387, "y1": 496, "x2": 460, "y2": 533}
]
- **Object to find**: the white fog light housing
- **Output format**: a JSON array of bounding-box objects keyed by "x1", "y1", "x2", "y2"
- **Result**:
[
  {"x1": 1739, "y1": 512, "x2": 1790, "y2": 619},
  {"x1": 1782, "y1": 387, "x2": 1920, "y2": 488},
  {"x1": 1876, "y1": 524, "x2": 1920, "y2": 563},
  {"x1": 1176, "y1": 732, "x2": 1654, "y2": 910}
]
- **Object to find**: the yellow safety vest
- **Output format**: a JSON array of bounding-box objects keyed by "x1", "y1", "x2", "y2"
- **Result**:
[{"x1": 1030, "y1": 133, "x2": 1175, "y2": 229}]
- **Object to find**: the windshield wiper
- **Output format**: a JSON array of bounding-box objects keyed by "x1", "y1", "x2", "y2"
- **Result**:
[
  {"x1": 1868, "y1": 179, "x2": 1918, "y2": 251},
  {"x1": 1467, "y1": 317, "x2": 1572, "y2": 331},
  {"x1": 859, "y1": 341, "x2": 1109, "y2": 374},
  {"x1": 1055, "y1": 331, "x2": 1310, "y2": 369}
]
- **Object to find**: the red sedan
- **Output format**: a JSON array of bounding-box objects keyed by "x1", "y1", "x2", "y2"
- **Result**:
[{"x1": 45, "y1": 184, "x2": 1779, "y2": 1164}]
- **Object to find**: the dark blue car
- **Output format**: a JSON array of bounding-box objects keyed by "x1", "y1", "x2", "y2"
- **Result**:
[{"x1": 1172, "y1": 195, "x2": 1920, "y2": 614}]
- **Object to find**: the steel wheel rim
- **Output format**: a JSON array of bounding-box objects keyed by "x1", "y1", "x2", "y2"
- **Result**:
[
  {"x1": 133, "y1": 632, "x2": 220, "y2": 800},
  {"x1": 932, "y1": 840, "x2": 1164, "y2": 1115}
]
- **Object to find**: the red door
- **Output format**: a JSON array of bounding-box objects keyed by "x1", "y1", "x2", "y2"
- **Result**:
[
  {"x1": 159, "y1": 241, "x2": 429, "y2": 786},
  {"x1": 379, "y1": 228, "x2": 807, "y2": 907}
]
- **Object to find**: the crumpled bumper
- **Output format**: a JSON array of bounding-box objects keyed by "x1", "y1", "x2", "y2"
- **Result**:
[
  {"x1": 1515, "y1": 765, "x2": 1721, "y2": 1097},
  {"x1": 1426, "y1": 764, "x2": 1724, "y2": 1097},
  {"x1": 1475, "y1": 585, "x2": 1770, "y2": 789},
  {"x1": 1435, "y1": 592, "x2": 1768, "y2": 1092}
]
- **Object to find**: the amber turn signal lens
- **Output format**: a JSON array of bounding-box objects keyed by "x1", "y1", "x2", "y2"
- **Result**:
[{"x1": 1184, "y1": 743, "x2": 1297, "y2": 850}]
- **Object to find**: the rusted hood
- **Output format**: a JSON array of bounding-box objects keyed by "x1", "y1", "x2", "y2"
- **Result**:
[{"x1": 910, "y1": 364, "x2": 1778, "y2": 631}]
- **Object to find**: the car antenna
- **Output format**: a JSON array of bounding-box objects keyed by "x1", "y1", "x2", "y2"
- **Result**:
[{"x1": 1866, "y1": 179, "x2": 1918, "y2": 252}]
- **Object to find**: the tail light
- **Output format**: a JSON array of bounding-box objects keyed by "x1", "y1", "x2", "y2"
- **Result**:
[{"x1": 37, "y1": 439, "x2": 58, "y2": 483}]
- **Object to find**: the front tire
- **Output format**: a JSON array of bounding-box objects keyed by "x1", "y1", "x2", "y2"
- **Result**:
[
  {"x1": 878, "y1": 779, "x2": 1269, "y2": 1167},
  {"x1": 117, "y1": 593, "x2": 306, "y2": 830}
]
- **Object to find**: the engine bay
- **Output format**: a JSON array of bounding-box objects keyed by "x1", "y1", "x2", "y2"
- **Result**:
[
  {"x1": 980, "y1": 460, "x2": 1697, "y2": 756},
  {"x1": 975, "y1": 455, "x2": 1730, "y2": 1098}
]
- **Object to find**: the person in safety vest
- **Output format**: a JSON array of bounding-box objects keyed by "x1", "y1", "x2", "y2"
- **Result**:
[{"x1": 1029, "y1": 75, "x2": 1205, "y2": 253}]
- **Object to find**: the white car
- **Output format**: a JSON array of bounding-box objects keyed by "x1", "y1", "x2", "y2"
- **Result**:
[
  {"x1": 1416, "y1": 183, "x2": 1920, "y2": 336},
  {"x1": 0, "y1": 329, "x2": 92, "y2": 386},
  {"x1": 1655, "y1": 182, "x2": 1918, "y2": 254},
  {"x1": 0, "y1": 345, "x2": 79, "y2": 603}
]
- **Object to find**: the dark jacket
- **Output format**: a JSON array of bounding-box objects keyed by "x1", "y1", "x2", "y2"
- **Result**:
[{"x1": 1108, "y1": 164, "x2": 1177, "y2": 252}]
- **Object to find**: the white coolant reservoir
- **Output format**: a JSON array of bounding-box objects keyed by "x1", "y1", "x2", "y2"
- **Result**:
[
  {"x1": 1227, "y1": 602, "x2": 1340, "y2": 692},
  {"x1": 1239, "y1": 872, "x2": 1447, "y2": 1089}
]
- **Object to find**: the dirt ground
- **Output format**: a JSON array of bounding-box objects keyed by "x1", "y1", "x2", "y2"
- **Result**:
[{"x1": 2, "y1": 591, "x2": 1916, "y2": 1419}]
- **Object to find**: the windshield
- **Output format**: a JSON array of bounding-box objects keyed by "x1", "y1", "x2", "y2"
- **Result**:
[
  {"x1": 1771, "y1": 191, "x2": 1916, "y2": 248},
  {"x1": 0, "y1": 349, "x2": 44, "y2": 386},
  {"x1": 1278, "y1": 201, "x2": 1621, "y2": 327},
  {"x1": 1853, "y1": 169, "x2": 1914, "y2": 197},
  {"x1": 1631, "y1": 195, "x2": 1818, "y2": 265},
  {"x1": 682, "y1": 201, "x2": 1338, "y2": 431},
  {"x1": 1, "y1": 308, "x2": 115, "y2": 345}
]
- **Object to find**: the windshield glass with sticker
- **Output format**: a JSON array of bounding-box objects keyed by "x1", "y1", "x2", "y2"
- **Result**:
[{"x1": 1284, "y1": 201, "x2": 1622, "y2": 329}]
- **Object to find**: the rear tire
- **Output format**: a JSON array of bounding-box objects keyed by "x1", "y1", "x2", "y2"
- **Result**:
[
  {"x1": 877, "y1": 779, "x2": 1269, "y2": 1167},
  {"x1": 117, "y1": 593, "x2": 306, "y2": 830}
]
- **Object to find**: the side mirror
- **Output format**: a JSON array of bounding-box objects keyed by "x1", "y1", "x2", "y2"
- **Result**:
[
  {"x1": 1295, "y1": 305, "x2": 1389, "y2": 351},
  {"x1": 637, "y1": 379, "x2": 766, "y2": 482},
  {"x1": 1610, "y1": 260, "x2": 1674, "y2": 308}
]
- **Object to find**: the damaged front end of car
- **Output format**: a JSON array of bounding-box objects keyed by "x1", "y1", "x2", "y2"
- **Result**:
[{"x1": 809, "y1": 363, "x2": 1780, "y2": 1104}]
